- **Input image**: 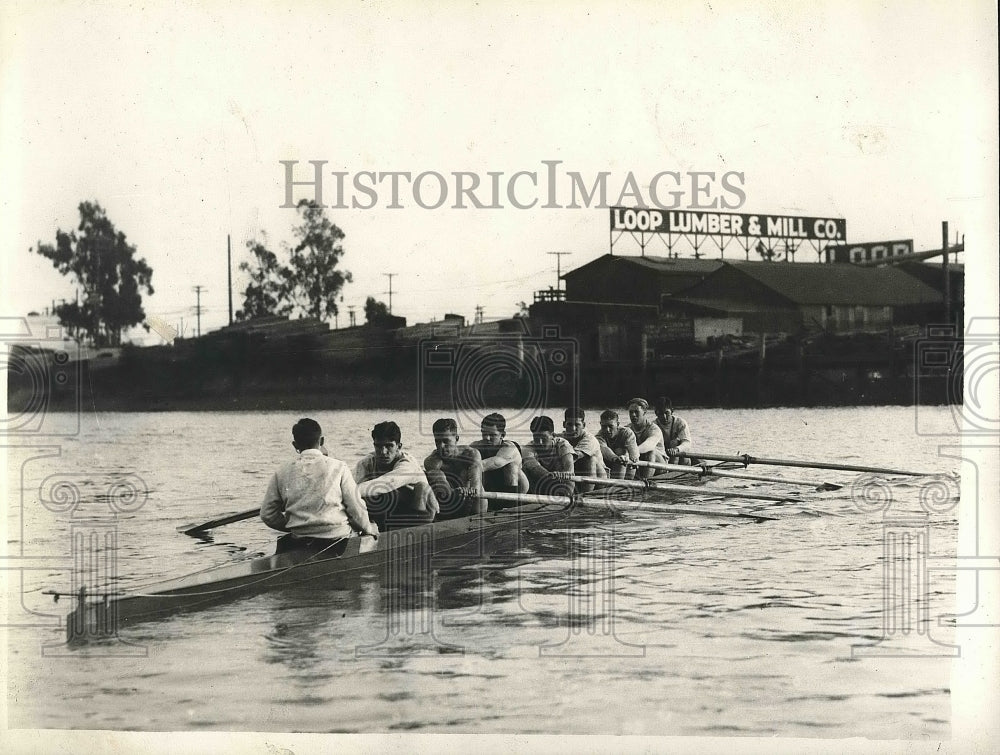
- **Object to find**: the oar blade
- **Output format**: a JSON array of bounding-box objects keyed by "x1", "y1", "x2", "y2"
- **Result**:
[{"x1": 177, "y1": 507, "x2": 260, "y2": 536}]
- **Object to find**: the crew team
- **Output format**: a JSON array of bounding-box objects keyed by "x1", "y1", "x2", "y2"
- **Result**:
[{"x1": 260, "y1": 397, "x2": 692, "y2": 549}]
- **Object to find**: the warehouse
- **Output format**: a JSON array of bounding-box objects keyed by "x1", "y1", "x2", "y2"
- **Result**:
[{"x1": 658, "y1": 261, "x2": 943, "y2": 334}]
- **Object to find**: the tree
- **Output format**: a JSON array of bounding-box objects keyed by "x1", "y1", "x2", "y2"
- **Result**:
[
  {"x1": 33, "y1": 201, "x2": 154, "y2": 346},
  {"x1": 236, "y1": 200, "x2": 352, "y2": 322},
  {"x1": 285, "y1": 200, "x2": 351, "y2": 321},
  {"x1": 364, "y1": 296, "x2": 390, "y2": 324},
  {"x1": 236, "y1": 235, "x2": 291, "y2": 321}
]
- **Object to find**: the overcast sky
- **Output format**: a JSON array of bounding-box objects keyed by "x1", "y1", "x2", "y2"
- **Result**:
[{"x1": 2, "y1": 2, "x2": 996, "y2": 339}]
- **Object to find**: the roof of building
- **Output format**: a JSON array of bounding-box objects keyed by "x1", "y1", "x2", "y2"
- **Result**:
[
  {"x1": 211, "y1": 315, "x2": 331, "y2": 337},
  {"x1": 659, "y1": 297, "x2": 739, "y2": 316},
  {"x1": 902, "y1": 261, "x2": 964, "y2": 274},
  {"x1": 562, "y1": 254, "x2": 724, "y2": 279},
  {"x1": 724, "y1": 260, "x2": 943, "y2": 306},
  {"x1": 664, "y1": 295, "x2": 795, "y2": 314},
  {"x1": 896, "y1": 260, "x2": 965, "y2": 287}
]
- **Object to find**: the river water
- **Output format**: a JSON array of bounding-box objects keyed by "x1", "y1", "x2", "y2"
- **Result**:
[{"x1": 5, "y1": 406, "x2": 964, "y2": 737}]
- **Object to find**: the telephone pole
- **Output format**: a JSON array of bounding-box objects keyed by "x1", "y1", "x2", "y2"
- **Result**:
[
  {"x1": 227, "y1": 235, "x2": 233, "y2": 325},
  {"x1": 547, "y1": 252, "x2": 572, "y2": 291},
  {"x1": 942, "y1": 221, "x2": 950, "y2": 327},
  {"x1": 192, "y1": 285, "x2": 206, "y2": 337},
  {"x1": 348, "y1": 305, "x2": 356, "y2": 327},
  {"x1": 383, "y1": 273, "x2": 397, "y2": 314}
]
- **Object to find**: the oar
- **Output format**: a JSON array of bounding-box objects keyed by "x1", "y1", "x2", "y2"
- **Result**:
[
  {"x1": 571, "y1": 475, "x2": 800, "y2": 503},
  {"x1": 481, "y1": 491, "x2": 575, "y2": 506},
  {"x1": 636, "y1": 460, "x2": 842, "y2": 492},
  {"x1": 579, "y1": 497, "x2": 778, "y2": 522},
  {"x1": 482, "y1": 490, "x2": 777, "y2": 522},
  {"x1": 676, "y1": 452, "x2": 933, "y2": 477},
  {"x1": 177, "y1": 507, "x2": 259, "y2": 536}
]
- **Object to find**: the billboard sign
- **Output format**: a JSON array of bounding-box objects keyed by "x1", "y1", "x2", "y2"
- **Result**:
[
  {"x1": 610, "y1": 207, "x2": 847, "y2": 241},
  {"x1": 824, "y1": 240, "x2": 913, "y2": 264}
]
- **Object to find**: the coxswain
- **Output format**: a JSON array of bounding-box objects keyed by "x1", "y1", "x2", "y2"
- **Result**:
[
  {"x1": 423, "y1": 418, "x2": 486, "y2": 519},
  {"x1": 260, "y1": 418, "x2": 378, "y2": 554},
  {"x1": 653, "y1": 396, "x2": 693, "y2": 465}
]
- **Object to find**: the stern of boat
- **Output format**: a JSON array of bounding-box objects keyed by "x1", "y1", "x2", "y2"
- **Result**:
[{"x1": 64, "y1": 587, "x2": 117, "y2": 642}]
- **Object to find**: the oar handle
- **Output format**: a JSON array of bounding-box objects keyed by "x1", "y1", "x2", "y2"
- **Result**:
[
  {"x1": 480, "y1": 491, "x2": 575, "y2": 505},
  {"x1": 635, "y1": 459, "x2": 698, "y2": 474}
]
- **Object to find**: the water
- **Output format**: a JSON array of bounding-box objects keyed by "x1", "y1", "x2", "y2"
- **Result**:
[{"x1": 5, "y1": 407, "x2": 961, "y2": 736}]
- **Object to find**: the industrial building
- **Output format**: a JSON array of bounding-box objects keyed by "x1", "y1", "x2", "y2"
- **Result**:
[
  {"x1": 529, "y1": 253, "x2": 956, "y2": 364},
  {"x1": 661, "y1": 260, "x2": 943, "y2": 333}
]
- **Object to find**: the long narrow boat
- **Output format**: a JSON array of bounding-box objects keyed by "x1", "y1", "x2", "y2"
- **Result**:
[
  {"x1": 59, "y1": 469, "x2": 750, "y2": 643},
  {"x1": 62, "y1": 499, "x2": 573, "y2": 643}
]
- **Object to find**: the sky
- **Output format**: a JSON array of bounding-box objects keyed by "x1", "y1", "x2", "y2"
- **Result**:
[{"x1": 1, "y1": 1, "x2": 997, "y2": 341}]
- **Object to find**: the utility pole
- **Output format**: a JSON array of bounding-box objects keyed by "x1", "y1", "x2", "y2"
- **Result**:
[
  {"x1": 547, "y1": 252, "x2": 572, "y2": 291},
  {"x1": 227, "y1": 235, "x2": 233, "y2": 325},
  {"x1": 348, "y1": 306, "x2": 356, "y2": 327},
  {"x1": 383, "y1": 273, "x2": 397, "y2": 314},
  {"x1": 192, "y1": 285, "x2": 206, "y2": 337},
  {"x1": 941, "y1": 221, "x2": 950, "y2": 327}
]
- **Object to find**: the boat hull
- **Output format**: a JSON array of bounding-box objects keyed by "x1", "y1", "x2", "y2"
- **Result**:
[{"x1": 65, "y1": 500, "x2": 572, "y2": 642}]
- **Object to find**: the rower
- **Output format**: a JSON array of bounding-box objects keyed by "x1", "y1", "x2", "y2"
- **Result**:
[
  {"x1": 355, "y1": 421, "x2": 438, "y2": 531},
  {"x1": 520, "y1": 415, "x2": 575, "y2": 496},
  {"x1": 260, "y1": 418, "x2": 378, "y2": 554},
  {"x1": 423, "y1": 418, "x2": 486, "y2": 519},
  {"x1": 654, "y1": 396, "x2": 693, "y2": 465},
  {"x1": 595, "y1": 409, "x2": 639, "y2": 480},
  {"x1": 626, "y1": 397, "x2": 669, "y2": 478},
  {"x1": 559, "y1": 407, "x2": 607, "y2": 493},
  {"x1": 470, "y1": 413, "x2": 530, "y2": 507}
]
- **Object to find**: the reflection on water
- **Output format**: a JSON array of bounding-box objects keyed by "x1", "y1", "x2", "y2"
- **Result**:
[{"x1": 5, "y1": 407, "x2": 961, "y2": 736}]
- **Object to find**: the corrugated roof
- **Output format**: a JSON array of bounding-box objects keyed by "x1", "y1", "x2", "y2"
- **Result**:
[{"x1": 726, "y1": 261, "x2": 942, "y2": 306}]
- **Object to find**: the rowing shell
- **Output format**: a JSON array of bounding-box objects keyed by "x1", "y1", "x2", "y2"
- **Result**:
[
  {"x1": 61, "y1": 470, "x2": 750, "y2": 643},
  {"x1": 64, "y1": 500, "x2": 572, "y2": 643}
]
